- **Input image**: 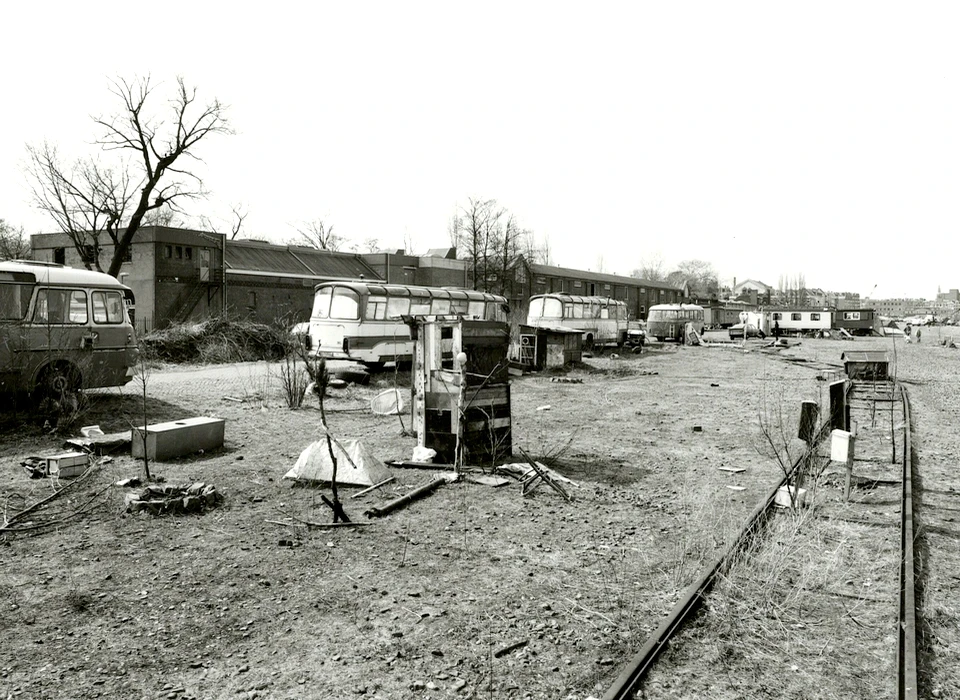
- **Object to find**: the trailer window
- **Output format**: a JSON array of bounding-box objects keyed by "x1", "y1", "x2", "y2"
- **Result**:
[
  {"x1": 791, "y1": 313, "x2": 802, "y2": 321},
  {"x1": 33, "y1": 289, "x2": 87, "y2": 324},
  {"x1": 92, "y1": 291, "x2": 125, "y2": 324},
  {"x1": 810, "y1": 313, "x2": 821, "y2": 321},
  {"x1": 772, "y1": 312, "x2": 782, "y2": 321},
  {"x1": 843, "y1": 311, "x2": 861, "y2": 321},
  {"x1": 0, "y1": 283, "x2": 33, "y2": 320},
  {"x1": 330, "y1": 287, "x2": 359, "y2": 320}
]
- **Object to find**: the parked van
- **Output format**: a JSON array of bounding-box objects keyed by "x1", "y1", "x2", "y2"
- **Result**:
[{"x1": 0, "y1": 260, "x2": 138, "y2": 398}]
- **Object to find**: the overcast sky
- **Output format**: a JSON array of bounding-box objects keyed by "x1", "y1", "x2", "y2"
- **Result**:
[{"x1": 3, "y1": 2, "x2": 958, "y2": 299}]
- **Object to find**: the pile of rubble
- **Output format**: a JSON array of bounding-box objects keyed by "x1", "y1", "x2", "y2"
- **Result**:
[{"x1": 124, "y1": 482, "x2": 223, "y2": 516}]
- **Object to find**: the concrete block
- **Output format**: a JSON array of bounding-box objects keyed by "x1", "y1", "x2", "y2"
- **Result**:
[{"x1": 132, "y1": 417, "x2": 225, "y2": 461}]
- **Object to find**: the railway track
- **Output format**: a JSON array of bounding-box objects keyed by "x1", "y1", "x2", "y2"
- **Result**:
[{"x1": 602, "y1": 378, "x2": 919, "y2": 700}]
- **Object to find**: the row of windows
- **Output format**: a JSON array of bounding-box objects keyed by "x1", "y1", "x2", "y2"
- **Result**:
[
  {"x1": 313, "y1": 287, "x2": 502, "y2": 321},
  {"x1": 32, "y1": 289, "x2": 126, "y2": 325},
  {"x1": 770, "y1": 312, "x2": 862, "y2": 321},
  {"x1": 164, "y1": 245, "x2": 194, "y2": 260}
]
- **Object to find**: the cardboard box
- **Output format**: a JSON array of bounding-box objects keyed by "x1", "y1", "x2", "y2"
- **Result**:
[{"x1": 46, "y1": 451, "x2": 89, "y2": 478}]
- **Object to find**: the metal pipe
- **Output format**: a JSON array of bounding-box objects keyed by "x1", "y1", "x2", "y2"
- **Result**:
[{"x1": 363, "y1": 477, "x2": 446, "y2": 518}]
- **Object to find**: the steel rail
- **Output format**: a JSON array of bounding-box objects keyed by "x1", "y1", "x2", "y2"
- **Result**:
[
  {"x1": 897, "y1": 384, "x2": 918, "y2": 700},
  {"x1": 601, "y1": 418, "x2": 833, "y2": 700}
]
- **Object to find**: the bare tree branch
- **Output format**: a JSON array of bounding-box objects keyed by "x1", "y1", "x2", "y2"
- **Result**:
[{"x1": 25, "y1": 75, "x2": 231, "y2": 276}]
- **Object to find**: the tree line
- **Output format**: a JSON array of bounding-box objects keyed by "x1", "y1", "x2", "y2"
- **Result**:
[{"x1": 7, "y1": 73, "x2": 728, "y2": 300}]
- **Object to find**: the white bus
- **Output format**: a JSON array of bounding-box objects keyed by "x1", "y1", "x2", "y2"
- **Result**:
[
  {"x1": 646, "y1": 303, "x2": 705, "y2": 341},
  {"x1": 0, "y1": 260, "x2": 138, "y2": 398},
  {"x1": 304, "y1": 282, "x2": 508, "y2": 367},
  {"x1": 525, "y1": 294, "x2": 629, "y2": 348}
]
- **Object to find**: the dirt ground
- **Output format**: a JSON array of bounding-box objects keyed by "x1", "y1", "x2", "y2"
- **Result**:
[{"x1": 1, "y1": 330, "x2": 958, "y2": 700}]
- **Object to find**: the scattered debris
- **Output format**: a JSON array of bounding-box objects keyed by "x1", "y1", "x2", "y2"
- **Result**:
[
  {"x1": 125, "y1": 482, "x2": 223, "y2": 516},
  {"x1": 517, "y1": 447, "x2": 572, "y2": 501},
  {"x1": 494, "y1": 640, "x2": 529, "y2": 658},
  {"x1": 63, "y1": 430, "x2": 132, "y2": 455},
  {"x1": 550, "y1": 377, "x2": 582, "y2": 383},
  {"x1": 371, "y1": 389, "x2": 406, "y2": 416},
  {"x1": 464, "y1": 474, "x2": 511, "y2": 488},
  {"x1": 364, "y1": 477, "x2": 450, "y2": 518},
  {"x1": 536, "y1": 405, "x2": 552, "y2": 411},
  {"x1": 285, "y1": 439, "x2": 392, "y2": 487},
  {"x1": 115, "y1": 477, "x2": 143, "y2": 488},
  {"x1": 692, "y1": 426, "x2": 703, "y2": 433},
  {"x1": 726, "y1": 485, "x2": 747, "y2": 491},
  {"x1": 718, "y1": 467, "x2": 746, "y2": 474},
  {"x1": 350, "y1": 476, "x2": 397, "y2": 499}
]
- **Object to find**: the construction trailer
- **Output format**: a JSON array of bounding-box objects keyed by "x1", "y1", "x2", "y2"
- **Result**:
[{"x1": 412, "y1": 317, "x2": 512, "y2": 466}]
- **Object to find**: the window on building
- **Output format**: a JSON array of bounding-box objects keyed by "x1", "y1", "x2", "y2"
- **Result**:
[
  {"x1": 120, "y1": 245, "x2": 132, "y2": 263},
  {"x1": 165, "y1": 245, "x2": 173, "y2": 258},
  {"x1": 248, "y1": 291, "x2": 257, "y2": 308},
  {"x1": 573, "y1": 281, "x2": 582, "y2": 288},
  {"x1": 176, "y1": 246, "x2": 183, "y2": 259},
  {"x1": 639, "y1": 288, "x2": 646, "y2": 294},
  {"x1": 185, "y1": 247, "x2": 193, "y2": 261},
  {"x1": 53, "y1": 248, "x2": 65, "y2": 265},
  {"x1": 604, "y1": 284, "x2": 611, "y2": 291}
]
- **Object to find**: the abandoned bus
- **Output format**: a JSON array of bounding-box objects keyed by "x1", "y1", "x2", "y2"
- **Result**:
[
  {"x1": 525, "y1": 294, "x2": 629, "y2": 348},
  {"x1": 646, "y1": 303, "x2": 705, "y2": 341},
  {"x1": 305, "y1": 282, "x2": 508, "y2": 366},
  {"x1": 0, "y1": 260, "x2": 138, "y2": 397}
]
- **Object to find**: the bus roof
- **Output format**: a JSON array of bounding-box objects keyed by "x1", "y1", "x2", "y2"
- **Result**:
[
  {"x1": 648, "y1": 302, "x2": 704, "y2": 311},
  {"x1": 314, "y1": 280, "x2": 506, "y2": 303},
  {"x1": 529, "y1": 293, "x2": 627, "y2": 305},
  {"x1": 0, "y1": 260, "x2": 131, "y2": 290}
]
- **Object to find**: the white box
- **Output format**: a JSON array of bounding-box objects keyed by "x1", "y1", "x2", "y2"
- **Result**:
[
  {"x1": 46, "y1": 451, "x2": 88, "y2": 478},
  {"x1": 831, "y1": 429, "x2": 855, "y2": 463},
  {"x1": 775, "y1": 485, "x2": 808, "y2": 508}
]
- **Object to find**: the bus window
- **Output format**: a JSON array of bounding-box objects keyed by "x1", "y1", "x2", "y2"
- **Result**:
[
  {"x1": 330, "y1": 287, "x2": 360, "y2": 320},
  {"x1": 484, "y1": 303, "x2": 501, "y2": 321},
  {"x1": 387, "y1": 296, "x2": 410, "y2": 319},
  {"x1": 468, "y1": 301, "x2": 485, "y2": 318},
  {"x1": 572, "y1": 303, "x2": 584, "y2": 319},
  {"x1": 528, "y1": 297, "x2": 545, "y2": 318},
  {"x1": 543, "y1": 298, "x2": 562, "y2": 317},
  {"x1": 563, "y1": 303, "x2": 573, "y2": 318},
  {"x1": 410, "y1": 296, "x2": 431, "y2": 315},
  {"x1": 432, "y1": 299, "x2": 451, "y2": 315},
  {"x1": 451, "y1": 299, "x2": 469, "y2": 315},
  {"x1": 0, "y1": 283, "x2": 32, "y2": 320},
  {"x1": 33, "y1": 289, "x2": 87, "y2": 324},
  {"x1": 312, "y1": 286, "x2": 332, "y2": 319},
  {"x1": 92, "y1": 290, "x2": 124, "y2": 324},
  {"x1": 366, "y1": 296, "x2": 388, "y2": 320},
  {"x1": 600, "y1": 303, "x2": 609, "y2": 320}
]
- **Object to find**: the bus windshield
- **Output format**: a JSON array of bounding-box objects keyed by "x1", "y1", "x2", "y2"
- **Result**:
[{"x1": 529, "y1": 297, "x2": 562, "y2": 318}]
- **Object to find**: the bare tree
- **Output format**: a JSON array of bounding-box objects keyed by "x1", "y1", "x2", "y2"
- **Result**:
[
  {"x1": 295, "y1": 219, "x2": 343, "y2": 250},
  {"x1": 631, "y1": 254, "x2": 667, "y2": 282},
  {"x1": 667, "y1": 259, "x2": 719, "y2": 299},
  {"x1": 25, "y1": 75, "x2": 230, "y2": 276},
  {"x1": 0, "y1": 219, "x2": 31, "y2": 260}
]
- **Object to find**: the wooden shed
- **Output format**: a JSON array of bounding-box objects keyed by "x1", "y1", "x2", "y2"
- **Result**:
[
  {"x1": 517, "y1": 324, "x2": 583, "y2": 370},
  {"x1": 841, "y1": 350, "x2": 890, "y2": 381}
]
